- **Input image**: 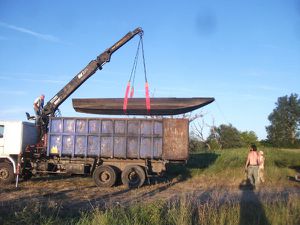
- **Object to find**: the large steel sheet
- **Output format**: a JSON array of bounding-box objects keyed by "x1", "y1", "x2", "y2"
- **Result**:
[{"x1": 72, "y1": 97, "x2": 214, "y2": 115}]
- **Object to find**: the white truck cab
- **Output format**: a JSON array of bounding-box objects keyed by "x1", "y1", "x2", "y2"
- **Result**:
[{"x1": 0, "y1": 121, "x2": 37, "y2": 184}]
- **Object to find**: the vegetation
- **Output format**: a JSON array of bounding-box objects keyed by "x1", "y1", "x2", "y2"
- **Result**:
[
  {"x1": 191, "y1": 123, "x2": 258, "y2": 150},
  {"x1": 207, "y1": 124, "x2": 244, "y2": 149},
  {"x1": 2, "y1": 193, "x2": 300, "y2": 225},
  {"x1": 190, "y1": 93, "x2": 300, "y2": 150},
  {"x1": 266, "y1": 93, "x2": 300, "y2": 148},
  {"x1": 1, "y1": 148, "x2": 299, "y2": 225}
]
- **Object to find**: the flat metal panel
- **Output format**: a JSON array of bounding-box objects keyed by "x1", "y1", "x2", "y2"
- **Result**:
[
  {"x1": 62, "y1": 135, "x2": 74, "y2": 155},
  {"x1": 153, "y1": 138, "x2": 163, "y2": 158},
  {"x1": 128, "y1": 120, "x2": 139, "y2": 135},
  {"x1": 141, "y1": 121, "x2": 152, "y2": 135},
  {"x1": 63, "y1": 119, "x2": 75, "y2": 133},
  {"x1": 127, "y1": 137, "x2": 139, "y2": 158},
  {"x1": 50, "y1": 119, "x2": 62, "y2": 133},
  {"x1": 162, "y1": 119, "x2": 189, "y2": 160},
  {"x1": 115, "y1": 120, "x2": 126, "y2": 134},
  {"x1": 87, "y1": 135, "x2": 99, "y2": 156},
  {"x1": 140, "y1": 137, "x2": 152, "y2": 158},
  {"x1": 102, "y1": 120, "x2": 113, "y2": 133},
  {"x1": 101, "y1": 136, "x2": 113, "y2": 157},
  {"x1": 114, "y1": 137, "x2": 126, "y2": 158},
  {"x1": 154, "y1": 121, "x2": 163, "y2": 135},
  {"x1": 73, "y1": 97, "x2": 215, "y2": 115},
  {"x1": 88, "y1": 120, "x2": 99, "y2": 133},
  {"x1": 75, "y1": 136, "x2": 86, "y2": 155},
  {"x1": 76, "y1": 119, "x2": 87, "y2": 133},
  {"x1": 49, "y1": 135, "x2": 61, "y2": 155}
]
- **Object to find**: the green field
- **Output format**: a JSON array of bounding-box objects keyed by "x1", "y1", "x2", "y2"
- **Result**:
[{"x1": 1, "y1": 148, "x2": 300, "y2": 225}]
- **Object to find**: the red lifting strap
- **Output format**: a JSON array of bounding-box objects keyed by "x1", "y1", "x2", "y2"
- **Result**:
[
  {"x1": 145, "y1": 82, "x2": 151, "y2": 112},
  {"x1": 123, "y1": 82, "x2": 130, "y2": 113}
]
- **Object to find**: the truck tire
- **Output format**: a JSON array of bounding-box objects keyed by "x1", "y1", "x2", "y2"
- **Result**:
[
  {"x1": 0, "y1": 162, "x2": 14, "y2": 184},
  {"x1": 93, "y1": 165, "x2": 117, "y2": 187},
  {"x1": 121, "y1": 165, "x2": 145, "y2": 188}
]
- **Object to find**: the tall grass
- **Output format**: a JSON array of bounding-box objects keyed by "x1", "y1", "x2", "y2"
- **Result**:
[
  {"x1": 1, "y1": 148, "x2": 299, "y2": 224},
  {"x1": 186, "y1": 148, "x2": 300, "y2": 187},
  {"x1": 2, "y1": 193, "x2": 299, "y2": 225}
]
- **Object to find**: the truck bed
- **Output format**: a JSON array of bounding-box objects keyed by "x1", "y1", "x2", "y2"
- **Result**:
[{"x1": 47, "y1": 117, "x2": 188, "y2": 161}]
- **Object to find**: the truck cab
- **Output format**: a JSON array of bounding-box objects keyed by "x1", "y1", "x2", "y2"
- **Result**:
[{"x1": 0, "y1": 121, "x2": 37, "y2": 184}]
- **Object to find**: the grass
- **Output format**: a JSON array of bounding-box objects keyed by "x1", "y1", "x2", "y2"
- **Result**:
[
  {"x1": 1, "y1": 147, "x2": 300, "y2": 224},
  {"x1": 1, "y1": 192, "x2": 299, "y2": 225},
  {"x1": 185, "y1": 148, "x2": 300, "y2": 187}
]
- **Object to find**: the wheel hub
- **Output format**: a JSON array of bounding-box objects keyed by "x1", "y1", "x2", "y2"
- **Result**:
[
  {"x1": 128, "y1": 170, "x2": 139, "y2": 184},
  {"x1": 0, "y1": 168, "x2": 9, "y2": 179},
  {"x1": 100, "y1": 172, "x2": 110, "y2": 182}
]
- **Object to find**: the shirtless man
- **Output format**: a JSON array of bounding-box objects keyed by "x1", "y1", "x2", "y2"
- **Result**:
[
  {"x1": 33, "y1": 94, "x2": 45, "y2": 117},
  {"x1": 245, "y1": 144, "x2": 260, "y2": 188}
]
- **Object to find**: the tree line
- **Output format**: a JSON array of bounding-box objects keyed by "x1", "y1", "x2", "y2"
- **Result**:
[{"x1": 190, "y1": 93, "x2": 300, "y2": 150}]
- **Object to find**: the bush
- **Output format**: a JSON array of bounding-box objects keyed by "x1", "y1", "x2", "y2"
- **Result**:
[{"x1": 189, "y1": 138, "x2": 206, "y2": 152}]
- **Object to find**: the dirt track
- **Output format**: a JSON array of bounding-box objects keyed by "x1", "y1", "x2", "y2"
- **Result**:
[{"x1": 1, "y1": 175, "x2": 299, "y2": 216}]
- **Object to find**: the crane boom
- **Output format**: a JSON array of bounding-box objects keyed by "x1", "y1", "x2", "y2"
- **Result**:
[{"x1": 42, "y1": 27, "x2": 143, "y2": 116}]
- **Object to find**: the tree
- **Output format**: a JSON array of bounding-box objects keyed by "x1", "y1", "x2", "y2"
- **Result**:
[
  {"x1": 207, "y1": 124, "x2": 243, "y2": 149},
  {"x1": 266, "y1": 93, "x2": 300, "y2": 148},
  {"x1": 240, "y1": 131, "x2": 258, "y2": 147}
]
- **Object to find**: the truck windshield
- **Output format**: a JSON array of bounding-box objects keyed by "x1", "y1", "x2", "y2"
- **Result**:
[{"x1": 0, "y1": 125, "x2": 4, "y2": 138}]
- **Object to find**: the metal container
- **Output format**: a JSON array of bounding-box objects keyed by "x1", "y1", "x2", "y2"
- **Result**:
[{"x1": 47, "y1": 117, "x2": 188, "y2": 161}]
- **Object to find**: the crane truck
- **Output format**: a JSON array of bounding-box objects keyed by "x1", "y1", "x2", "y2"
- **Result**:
[{"x1": 0, "y1": 28, "x2": 189, "y2": 188}]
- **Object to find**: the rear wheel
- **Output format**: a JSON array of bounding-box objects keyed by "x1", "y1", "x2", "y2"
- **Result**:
[
  {"x1": 121, "y1": 165, "x2": 145, "y2": 188},
  {"x1": 0, "y1": 162, "x2": 14, "y2": 184},
  {"x1": 93, "y1": 165, "x2": 117, "y2": 187}
]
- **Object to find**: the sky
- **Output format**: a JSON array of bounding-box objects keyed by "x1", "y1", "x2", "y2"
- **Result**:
[{"x1": 0, "y1": 0, "x2": 299, "y2": 140}]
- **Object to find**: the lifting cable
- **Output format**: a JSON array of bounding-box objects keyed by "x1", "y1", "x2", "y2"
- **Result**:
[
  {"x1": 123, "y1": 35, "x2": 151, "y2": 113},
  {"x1": 141, "y1": 36, "x2": 151, "y2": 112}
]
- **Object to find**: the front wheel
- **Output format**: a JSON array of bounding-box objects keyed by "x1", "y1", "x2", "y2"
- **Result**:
[
  {"x1": 0, "y1": 162, "x2": 14, "y2": 184},
  {"x1": 121, "y1": 165, "x2": 145, "y2": 188}
]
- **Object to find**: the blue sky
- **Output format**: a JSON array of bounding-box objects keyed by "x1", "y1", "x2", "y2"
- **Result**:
[{"x1": 0, "y1": 0, "x2": 299, "y2": 140}]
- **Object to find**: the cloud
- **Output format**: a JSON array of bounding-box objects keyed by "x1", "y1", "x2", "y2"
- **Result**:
[{"x1": 0, "y1": 21, "x2": 63, "y2": 43}]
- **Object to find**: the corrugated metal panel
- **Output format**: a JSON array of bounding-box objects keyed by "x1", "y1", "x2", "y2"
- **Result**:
[{"x1": 47, "y1": 118, "x2": 167, "y2": 159}]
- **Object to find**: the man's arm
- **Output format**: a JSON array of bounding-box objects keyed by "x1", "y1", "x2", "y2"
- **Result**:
[
  {"x1": 245, "y1": 154, "x2": 250, "y2": 169},
  {"x1": 33, "y1": 98, "x2": 39, "y2": 111}
]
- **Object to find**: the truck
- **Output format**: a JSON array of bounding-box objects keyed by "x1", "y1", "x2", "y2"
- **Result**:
[
  {"x1": 0, "y1": 28, "x2": 190, "y2": 188},
  {"x1": 0, "y1": 118, "x2": 188, "y2": 188}
]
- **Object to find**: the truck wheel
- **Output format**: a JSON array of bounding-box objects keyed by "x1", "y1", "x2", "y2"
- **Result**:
[
  {"x1": 93, "y1": 165, "x2": 117, "y2": 187},
  {"x1": 0, "y1": 162, "x2": 14, "y2": 184},
  {"x1": 121, "y1": 165, "x2": 145, "y2": 188}
]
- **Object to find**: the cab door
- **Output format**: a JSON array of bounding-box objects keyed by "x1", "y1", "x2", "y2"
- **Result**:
[{"x1": 0, "y1": 125, "x2": 4, "y2": 154}]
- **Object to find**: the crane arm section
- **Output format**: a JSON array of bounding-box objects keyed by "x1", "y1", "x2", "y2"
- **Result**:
[{"x1": 42, "y1": 27, "x2": 143, "y2": 116}]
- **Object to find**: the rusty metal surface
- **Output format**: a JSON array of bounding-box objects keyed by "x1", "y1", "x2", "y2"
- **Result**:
[
  {"x1": 47, "y1": 117, "x2": 164, "y2": 159},
  {"x1": 72, "y1": 97, "x2": 214, "y2": 115},
  {"x1": 47, "y1": 117, "x2": 188, "y2": 161},
  {"x1": 162, "y1": 118, "x2": 189, "y2": 161}
]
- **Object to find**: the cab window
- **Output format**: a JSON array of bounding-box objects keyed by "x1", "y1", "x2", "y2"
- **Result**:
[{"x1": 0, "y1": 125, "x2": 4, "y2": 138}]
